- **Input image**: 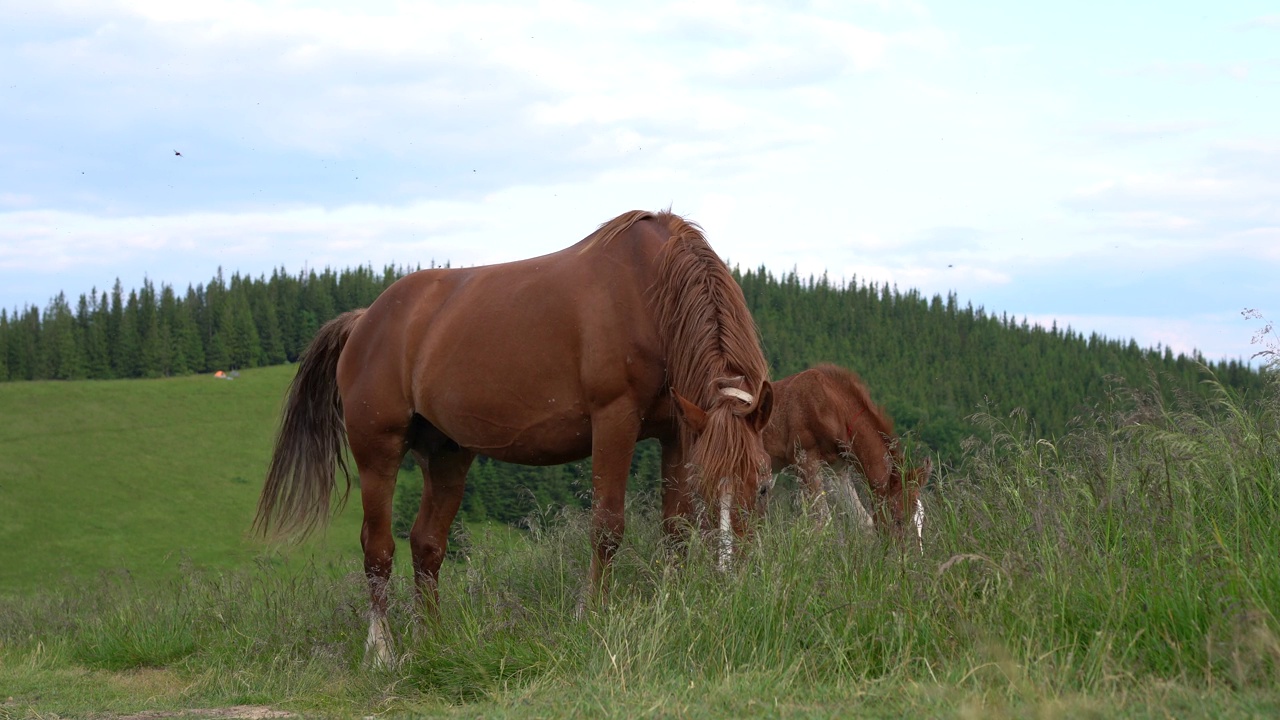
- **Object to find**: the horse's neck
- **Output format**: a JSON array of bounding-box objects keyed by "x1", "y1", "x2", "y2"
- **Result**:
[{"x1": 846, "y1": 413, "x2": 895, "y2": 487}]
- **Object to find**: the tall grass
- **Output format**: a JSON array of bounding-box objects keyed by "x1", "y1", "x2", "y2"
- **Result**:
[{"x1": 2, "y1": 371, "x2": 1278, "y2": 717}]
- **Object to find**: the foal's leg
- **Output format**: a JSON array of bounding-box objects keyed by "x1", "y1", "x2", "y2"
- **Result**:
[
  {"x1": 795, "y1": 451, "x2": 831, "y2": 526},
  {"x1": 839, "y1": 468, "x2": 876, "y2": 534},
  {"x1": 581, "y1": 405, "x2": 640, "y2": 615},
  {"x1": 350, "y1": 430, "x2": 406, "y2": 668},
  {"x1": 408, "y1": 448, "x2": 474, "y2": 615}
]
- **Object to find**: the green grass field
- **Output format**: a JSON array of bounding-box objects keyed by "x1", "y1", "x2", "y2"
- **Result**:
[
  {"x1": 0, "y1": 365, "x2": 370, "y2": 595},
  {"x1": 2, "y1": 369, "x2": 1278, "y2": 718}
]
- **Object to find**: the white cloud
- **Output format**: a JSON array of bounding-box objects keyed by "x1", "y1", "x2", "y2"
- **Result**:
[
  {"x1": 2, "y1": 0, "x2": 1278, "y2": 367},
  {"x1": 1082, "y1": 119, "x2": 1217, "y2": 145},
  {"x1": 2, "y1": 0, "x2": 912, "y2": 216},
  {"x1": 1063, "y1": 141, "x2": 1280, "y2": 262}
]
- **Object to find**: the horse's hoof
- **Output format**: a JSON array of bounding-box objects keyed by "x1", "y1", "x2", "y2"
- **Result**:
[{"x1": 364, "y1": 614, "x2": 396, "y2": 669}]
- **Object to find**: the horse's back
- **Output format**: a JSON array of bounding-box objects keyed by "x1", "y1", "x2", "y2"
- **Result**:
[
  {"x1": 766, "y1": 367, "x2": 857, "y2": 467},
  {"x1": 336, "y1": 215, "x2": 675, "y2": 462}
]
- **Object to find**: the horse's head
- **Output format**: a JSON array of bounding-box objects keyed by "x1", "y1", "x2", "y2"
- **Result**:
[{"x1": 673, "y1": 378, "x2": 775, "y2": 538}]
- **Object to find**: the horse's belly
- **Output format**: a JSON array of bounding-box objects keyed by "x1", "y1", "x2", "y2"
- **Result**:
[
  {"x1": 481, "y1": 422, "x2": 595, "y2": 466},
  {"x1": 429, "y1": 395, "x2": 596, "y2": 465}
]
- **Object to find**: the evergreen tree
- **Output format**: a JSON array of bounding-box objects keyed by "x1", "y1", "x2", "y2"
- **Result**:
[
  {"x1": 42, "y1": 293, "x2": 85, "y2": 380},
  {"x1": 107, "y1": 280, "x2": 126, "y2": 378},
  {"x1": 12, "y1": 306, "x2": 40, "y2": 380},
  {"x1": 178, "y1": 287, "x2": 206, "y2": 373},
  {"x1": 158, "y1": 284, "x2": 185, "y2": 375},
  {"x1": 299, "y1": 268, "x2": 337, "y2": 328},
  {"x1": 226, "y1": 281, "x2": 261, "y2": 369},
  {"x1": 204, "y1": 270, "x2": 230, "y2": 371},
  {"x1": 247, "y1": 277, "x2": 286, "y2": 365},
  {"x1": 0, "y1": 310, "x2": 9, "y2": 382},
  {"x1": 206, "y1": 299, "x2": 232, "y2": 372},
  {"x1": 137, "y1": 279, "x2": 164, "y2": 377},
  {"x1": 78, "y1": 290, "x2": 111, "y2": 379},
  {"x1": 116, "y1": 290, "x2": 142, "y2": 378},
  {"x1": 269, "y1": 268, "x2": 303, "y2": 360}
]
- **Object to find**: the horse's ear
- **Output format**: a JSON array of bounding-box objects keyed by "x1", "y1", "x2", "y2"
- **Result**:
[
  {"x1": 750, "y1": 381, "x2": 774, "y2": 432},
  {"x1": 673, "y1": 391, "x2": 708, "y2": 435}
]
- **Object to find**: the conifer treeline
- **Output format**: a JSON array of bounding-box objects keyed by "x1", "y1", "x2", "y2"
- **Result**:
[
  {"x1": 1, "y1": 264, "x2": 1263, "y2": 453},
  {"x1": 0, "y1": 265, "x2": 416, "y2": 382},
  {"x1": 2, "y1": 263, "x2": 1264, "y2": 527}
]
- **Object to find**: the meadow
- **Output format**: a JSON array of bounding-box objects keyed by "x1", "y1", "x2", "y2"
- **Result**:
[
  {"x1": 1, "y1": 367, "x2": 1278, "y2": 718},
  {"x1": 0, "y1": 365, "x2": 368, "y2": 595}
]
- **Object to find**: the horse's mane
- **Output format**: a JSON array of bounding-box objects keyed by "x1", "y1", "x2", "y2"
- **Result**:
[
  {"x1": 810, "y1": 363, "x2": 896, "y2": 445},
  {"x1": 650, "y1": 213, "x2": 767, "y2": 406},
  {"x1": 646, "y1": 211, "x2": 770, "y2": 503},
  {"x1": 579, "y1": 209, "x2": 655, "y2": 253}
]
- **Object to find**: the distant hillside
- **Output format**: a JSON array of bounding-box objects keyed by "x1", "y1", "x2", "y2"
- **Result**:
[
  {"x1": 1, "y1": 262, "x2": 1265, "y2": 516},
  {"x1": 738, "y1": 268, "x2": 1264, "y2": 460}
]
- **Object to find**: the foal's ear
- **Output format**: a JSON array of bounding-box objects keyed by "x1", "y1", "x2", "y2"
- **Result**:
[
  {"x1": 673, "y1": 391, "x2": 708, "y2": 435},
  {"x1": 750, "y1": 381, "x2": 774, "y2": 432}
]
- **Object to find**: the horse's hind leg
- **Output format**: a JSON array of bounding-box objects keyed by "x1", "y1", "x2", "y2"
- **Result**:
[
  {"x1": 408, "y1": 447, "x2": 474, "y2": 615},
  {"x1": 349, "y1": 427, "x2": 406, "y2": 668}
]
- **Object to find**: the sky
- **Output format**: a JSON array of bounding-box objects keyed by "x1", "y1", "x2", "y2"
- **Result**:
[{"x1": 2, "y1": 0, "x2": 1277, "y2": 364}]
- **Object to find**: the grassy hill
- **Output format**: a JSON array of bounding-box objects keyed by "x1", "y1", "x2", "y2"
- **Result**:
[
  {"x1": 1, "y1": 370, "x2": 1277, "y2": 717},
  {"x1": 0, "y1": 365, "x2": 366, "y2": 595}
]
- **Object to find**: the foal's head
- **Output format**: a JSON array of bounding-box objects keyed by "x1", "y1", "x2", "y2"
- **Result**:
[{"x1": 886, "y1": 456, "x2": 931, "y2": 544}]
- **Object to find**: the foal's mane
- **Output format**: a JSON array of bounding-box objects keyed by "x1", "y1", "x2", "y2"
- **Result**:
[{"x1": 811, "y1": 363, "x2": 896, "y2": 445}]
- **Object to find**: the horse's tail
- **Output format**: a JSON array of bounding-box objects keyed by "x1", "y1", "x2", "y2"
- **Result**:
[{"x1": 254, "y1": 308, "x2": 366, "y2": 541}]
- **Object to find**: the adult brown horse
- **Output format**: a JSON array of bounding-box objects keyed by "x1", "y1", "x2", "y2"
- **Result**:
[
  {"x1": 765, "y1": 364, "x2": 928, "y2": 547},
  {"x1": 254, "y1": 210, "x2": 773, "y2": 665}
]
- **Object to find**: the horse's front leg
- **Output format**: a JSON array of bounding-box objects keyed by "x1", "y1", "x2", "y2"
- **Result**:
[
  {"x1": 659, "y1": 438, "x2": 696, "y2": 546},
  {"x1": 580, "y1": 405, "x2": 640, "y2": 617}
]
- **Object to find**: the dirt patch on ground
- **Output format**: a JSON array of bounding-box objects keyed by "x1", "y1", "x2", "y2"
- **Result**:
[
  {"x1": 102, "y1": 707, "x2": 295, "y2": 720},
  {"x1": 105, "y1": 667, "x2": 188, "y2": 696}
]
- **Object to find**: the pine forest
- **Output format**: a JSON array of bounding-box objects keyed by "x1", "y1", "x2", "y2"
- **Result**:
[{"x1": 1, "y1": 264, "x2": 1265, "y2": 527}]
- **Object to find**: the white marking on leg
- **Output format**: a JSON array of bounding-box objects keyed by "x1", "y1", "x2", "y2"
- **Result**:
[
  {"x1": 718, "y1": 491, "x2": 733, "y2": 571},
  {"x1": 847, "y1": 483, "x2": 874, "y2": 534},
  {"x1": 365, "y1": 612, "x2": 395, "y2": 669}
]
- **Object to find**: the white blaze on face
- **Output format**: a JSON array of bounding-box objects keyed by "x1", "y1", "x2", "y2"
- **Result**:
[
  {"x1": 913, "y1": 497, "x2": 925, "y2": 554},
  {"x1": 718, "y1": 490, "x2": 733, "y2": 571}
]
